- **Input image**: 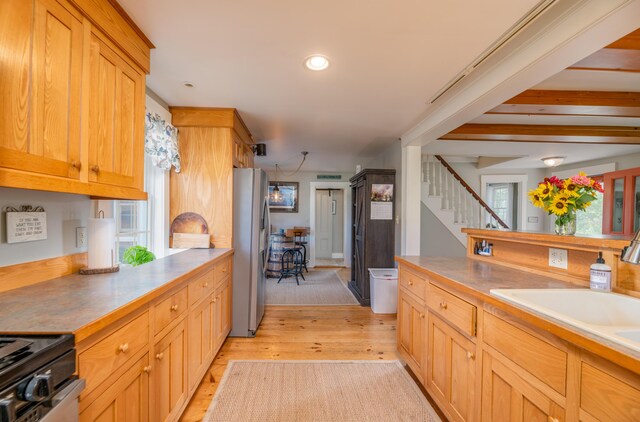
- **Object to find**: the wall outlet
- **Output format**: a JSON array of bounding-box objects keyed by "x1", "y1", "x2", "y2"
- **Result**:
[
  {"x1": 76, "y1": 227, "x2": 87, "y2": 248},
  {"x1": 549, "y1": 248, "x2": 568, "y2": 269}
]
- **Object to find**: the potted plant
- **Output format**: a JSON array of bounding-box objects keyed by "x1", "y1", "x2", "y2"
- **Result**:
[{"x1": 122, "y1": 245, "x2": 156, "y2": 266}]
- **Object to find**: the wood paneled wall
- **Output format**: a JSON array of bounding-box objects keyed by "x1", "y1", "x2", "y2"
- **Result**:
[
  {"x1": 463, "y1": 229, "x2": 640, "y2": 296},
  {"x1": 170, "y1": 127, "x2": 234, "y2": 248}
]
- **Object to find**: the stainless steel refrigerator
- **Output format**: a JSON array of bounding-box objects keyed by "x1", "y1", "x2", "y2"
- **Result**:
[{"x1": 230, "y1": 168, "x2": 271, "y2": 337}]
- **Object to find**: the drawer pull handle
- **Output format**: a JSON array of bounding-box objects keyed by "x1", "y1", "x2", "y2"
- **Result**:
[
  {"x1": 439, "y1": 302, "x2": 448, "y2": 310},
  {"x1": 408, "y1": 281, "x2": 414, "y2": 286},
  {"x1": 143, "y1": 366, "x2": 151, "y2": 373},
  {"x1": 90, "y1": 165, "x2": 100, "y2": 173},
  {"x1": 466, "y1": 351, "x2": 475, "y2": 360},
  {"x1": 170, "y1": 304, "x2": 179, "y2": 312},
  {"x1": 118, "y1": 343, "x2": 129, "y2": 353},
  {"x1": 70, "y1": 160, "x2": 81, "y2": 170},
  {"x1": 156, "y1": 353, "x2": 164, "y2": 360},
  {"x1": 420, "y1": 313, "x2": 425, "y2": 319},
  {"x1": 203, "y1": 282, "x2": 209, "y2": 288}
]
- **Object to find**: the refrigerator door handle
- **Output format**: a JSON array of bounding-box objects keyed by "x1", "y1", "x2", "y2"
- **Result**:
[{"x1": 262, "y1": 195, "x2": 272, "y2": 273}]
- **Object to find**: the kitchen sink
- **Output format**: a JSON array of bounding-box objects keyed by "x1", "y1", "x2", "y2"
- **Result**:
[{"x1": 490, "y1": 289, "x2": 640, "y2": 353}]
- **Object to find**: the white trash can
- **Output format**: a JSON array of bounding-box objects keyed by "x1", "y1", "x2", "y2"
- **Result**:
[{"x1": 368, "y1": 268, "x2": 398, "y2": 314}]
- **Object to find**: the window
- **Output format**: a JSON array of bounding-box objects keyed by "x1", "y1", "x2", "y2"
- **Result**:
[
  {"x1": 486, "y1": 183, "x2": 518, "y2": 228},
  {"x1": 575, "y1": 179, "x2": 604, "y2": 236},
  {"x1": 114, "y1": 155, "x2": 167, "y2": 262}
]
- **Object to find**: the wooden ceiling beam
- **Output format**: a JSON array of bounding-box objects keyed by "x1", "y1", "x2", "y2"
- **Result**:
[
  {"x1": 440, "y1": 124, "x2": 640, "y2": 144},
  {"x1": 487, "y1": 90, "x2": 640, "y2": 117},
  {"x1": 569, "y1": 28, "x2": 640, "y2": 72}
]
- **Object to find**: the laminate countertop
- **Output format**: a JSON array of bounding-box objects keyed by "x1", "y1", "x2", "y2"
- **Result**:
[
  {"x1": 396, "y1": 256, "x2": 640, "y2": 372},
  {"x1": 0, "y1": 248, "x2": 233, "y2": 342}
]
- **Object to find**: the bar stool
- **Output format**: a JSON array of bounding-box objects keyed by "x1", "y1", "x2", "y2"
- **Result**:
[{"x1": 278, "y1": 248, "x2": 305, "y2": 285}]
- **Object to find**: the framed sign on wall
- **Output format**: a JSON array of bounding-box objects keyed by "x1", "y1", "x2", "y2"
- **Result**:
[{"x1": 269, "y1": 182, "x2": 299, "y2": 213}]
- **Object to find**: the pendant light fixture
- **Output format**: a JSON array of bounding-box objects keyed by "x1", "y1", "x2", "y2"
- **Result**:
[{"x1": 271, "y1": 152, "x2": 308, "y2": 202}]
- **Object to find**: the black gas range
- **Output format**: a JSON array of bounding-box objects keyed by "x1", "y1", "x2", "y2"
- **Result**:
[{"x1": 0, "y1": 335, "x2": 84, "y2": 422}]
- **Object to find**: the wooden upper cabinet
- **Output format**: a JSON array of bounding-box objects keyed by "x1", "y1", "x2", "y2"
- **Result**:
[
  {"x1": 0, "y1": 0, "x2": 151, "y2": 199},
  {"x1": 0, "y1": 0, "x2": 84, "y2": 180},
  {"x1": 88, "y1": 30, "x2": 145, "y2": 191}
]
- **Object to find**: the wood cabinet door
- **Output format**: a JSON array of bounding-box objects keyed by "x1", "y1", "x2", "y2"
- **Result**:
[
  {"x1": 427, "y1": 312, "x2": 477, "y2": 422},
  {"x1": 482, "y1": 351, "x2": 564, "y2": 422},
  {"x1": 603, "y1": 167, "x2": 640, "y2": 235},
  {"x1": 0, "y1": 0, "x2": 84, "y2": 180},
  {"x1": 80, "y1": 354, "x2": 150, "y2": 422},
  {"x1": 398, "y1": 290, "x2": 425, "y2": 379},
  {"x1": 88, "y1": 30, "x2": 144, "y2": 190},
  {"x1": 212, "y1": 278, "x2": 232, "y2": 353},
  {"x1": 187, "y1": 296, "x2": 213, "y2": 393},
  {"x1": 153, "y1": 318, "x2": 188, "y2": 422}
]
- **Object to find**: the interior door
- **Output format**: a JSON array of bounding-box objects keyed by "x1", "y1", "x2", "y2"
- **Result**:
[{"x1": 316, "y1": 190, "x2": 333, "y2": 259}]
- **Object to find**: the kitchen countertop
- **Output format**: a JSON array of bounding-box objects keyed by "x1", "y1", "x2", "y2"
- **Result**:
[
  {"x1": 396, "y1": 256, "x2": 640, "y2": 372},
  {"x1": 0, "y1": 248, "x2": 233, "y2": 342}
]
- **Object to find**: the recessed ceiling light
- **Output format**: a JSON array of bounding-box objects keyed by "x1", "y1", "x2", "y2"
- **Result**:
[
  {"x1": 183, "y1": 82, "x2": 195, "y2": 88},
  {"x1": 305, "y1": 55, "x2": 330, "y2": 71}
]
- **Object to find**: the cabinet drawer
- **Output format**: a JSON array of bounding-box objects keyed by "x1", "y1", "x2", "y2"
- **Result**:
[
  {"x1": 214, "y1": 257, "x2": 231, "y2": 287},
  {"x1": 79, "y1": 312, "x2": 149, "y2": 395},
  {"x1": 399, "y1": 268, "x2": 426, "y2": 301},
  {"x1": 483, "y1": 312, "x2": 567, "y2": 395},
  {"x1": 580, "y1": 361, "x2": 640, "y2": 422},
  {"x1": 427, "y1": 283, "x2": 476, "y2": 337},
  {"x1": 154, "y1": 286, "x2": 188, "y2": 335},
  {"x1": 188, "y1": 269, "x2": 214, "y2": 307}
]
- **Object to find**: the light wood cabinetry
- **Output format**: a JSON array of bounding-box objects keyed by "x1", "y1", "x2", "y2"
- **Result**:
[
  {"x1": 0, "y1": 0, "x2": 151, "y2": 199},
  {"x1": 397, "y1": 289, "x2": 425, "y2": 381},
  {"x1": 87, "y1": 29, "x2": 145, "y2": 192},
  {"x1": 396, "y1": 259, "x2": 640, "y2": 422},
  {"x1": 482, "y1": 350, "x2": 565, "y2": 422},
  {"x1": 79, "y1": 353, "x2": 150, "y2": 422},
  {"x1": 153, "y1": 317, "x2": 188, "y2": 422},
  {"x1": 78, "y1": 253, "x2": 233, "y2": 422},
  {"x1": 1, "y1": 0, "x2": 84, "y2": 180},
  {"x1": 427, "y1": 312, "x2": 477, "y2": 422},
  {"x1": 170, "y1": 108, "x2": 255, "y2": 249}
]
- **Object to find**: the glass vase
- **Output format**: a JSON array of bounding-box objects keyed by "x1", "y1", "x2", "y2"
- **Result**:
[{"x1": 555, "y1": 212, "x2": 577, "y2": 235}]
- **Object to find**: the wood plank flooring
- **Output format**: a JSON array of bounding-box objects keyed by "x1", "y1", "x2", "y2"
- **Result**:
[{"x1": 180, "y1": 305, "x2": 398, "y2": 421}]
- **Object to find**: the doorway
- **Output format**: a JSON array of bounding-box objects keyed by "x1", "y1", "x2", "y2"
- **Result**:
[
  {"x1": 315, "y1": 189, "x2": 344, "y2": 267},
  {"x1": 309, "y1": 181, "x2": 352, "y2": 269},
  {"x1": 480, "y1": 175, "x2": 528, "y2": 230}
]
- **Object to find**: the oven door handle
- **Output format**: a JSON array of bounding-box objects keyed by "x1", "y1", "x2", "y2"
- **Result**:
[{"x1": 41, "y1": 378, "x2": 86, "y2": 421}]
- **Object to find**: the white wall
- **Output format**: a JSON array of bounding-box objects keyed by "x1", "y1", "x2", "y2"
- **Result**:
[
  {"x1": 0, "y1": 188, "x2": 91, "y2": 266},
  {"x1": 421, "y1": 203, "x2": 466, "y2": 257},
  {"x1": 550, "y1": 152, "x2": 640, "y2": 175},
  {"x1": 266, "y1": 171, "x2": 354, "y2": 231}
]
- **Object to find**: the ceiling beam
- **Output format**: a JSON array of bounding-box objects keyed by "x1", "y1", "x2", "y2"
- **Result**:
[
  {"x1": 487, "y1": 90, "x2": 640, "y2": 117},
  {"x1": 569, "y1": 28, "x2": 640, "y2": 72},
  {"x1": 440, "y1": 124, "x2": 640, "y2": 144}
]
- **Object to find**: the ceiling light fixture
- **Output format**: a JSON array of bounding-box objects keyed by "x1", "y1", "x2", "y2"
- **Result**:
[
  {"x1": 542, "y1": 156, "x2": 565, "y2": 167},
  {"x1": 305, "y1": 55, "x2": 330, "y2": 71}
]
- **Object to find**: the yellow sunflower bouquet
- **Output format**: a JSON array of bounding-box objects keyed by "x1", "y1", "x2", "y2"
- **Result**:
[{"x1": 528, "y1": 173, "x2": 604, "y2": 234}]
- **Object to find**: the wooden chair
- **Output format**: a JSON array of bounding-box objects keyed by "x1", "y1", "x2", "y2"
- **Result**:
[{"x1": 278, "y1": 248, "x2": 305, "y2": 285}]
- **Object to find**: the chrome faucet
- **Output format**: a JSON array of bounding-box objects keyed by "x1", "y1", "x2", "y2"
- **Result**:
[{"x1": 621, "y1": 229, "x2": 640, "y2": 264}]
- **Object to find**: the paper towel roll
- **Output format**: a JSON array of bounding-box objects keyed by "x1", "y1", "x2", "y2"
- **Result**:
[{"x1": 87, "y1": 218, "x2": 116, "y2": 269}]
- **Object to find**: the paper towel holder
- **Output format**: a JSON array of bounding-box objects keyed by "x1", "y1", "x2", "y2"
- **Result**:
[{"x1": 79, "y1": 210, "x2": 120, "y2": 275}]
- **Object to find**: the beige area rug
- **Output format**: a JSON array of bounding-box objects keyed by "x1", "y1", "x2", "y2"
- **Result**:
[
  {"x1": 266, "y1": 269, "x2": 358, "y2": 305},
  {"x1": 203, "y1": 360, "x2": 442, "y2": 422}
]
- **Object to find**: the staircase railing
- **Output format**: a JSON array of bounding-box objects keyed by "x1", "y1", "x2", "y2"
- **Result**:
[{"x1": 423, "y1": 155, "x2": 509, "y2": 230}]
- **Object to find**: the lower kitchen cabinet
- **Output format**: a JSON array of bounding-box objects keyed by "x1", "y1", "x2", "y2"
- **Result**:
[
  {"x1": 79, "y1": 354, "x2": 150, "y2": 422},
  {"x1": 482, "y1": 351, "x2": 565, "y2": 422},
  {"x1": 398, "y1": 289, "x2": 425, "y2": 381},
  {"x1": 153, "y1": 316, "x2": 188, "y2": 422},
  {"x1": 188, "y1": 295, "x2": 214, "y2": 393},
  {"x1": 427, "y1": 312, "x2": 477, "y2": 422},
  {"x1": 213, "y1": 277, "x2": 232, "y2": 351}
]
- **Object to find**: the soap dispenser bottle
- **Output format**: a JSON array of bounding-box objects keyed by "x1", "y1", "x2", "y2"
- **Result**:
[{"x1": 590, "y1": 252, "x2": 611, "y2": 292}]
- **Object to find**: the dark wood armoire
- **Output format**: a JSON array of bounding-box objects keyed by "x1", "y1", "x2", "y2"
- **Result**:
[{"x1": 349, "y1": 169, "x2": 396, "y2": 306}]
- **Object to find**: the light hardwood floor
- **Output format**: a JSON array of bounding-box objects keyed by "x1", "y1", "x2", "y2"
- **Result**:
[{"x1": 180, "y1": 305, "x2": 398, "y2": 421}]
